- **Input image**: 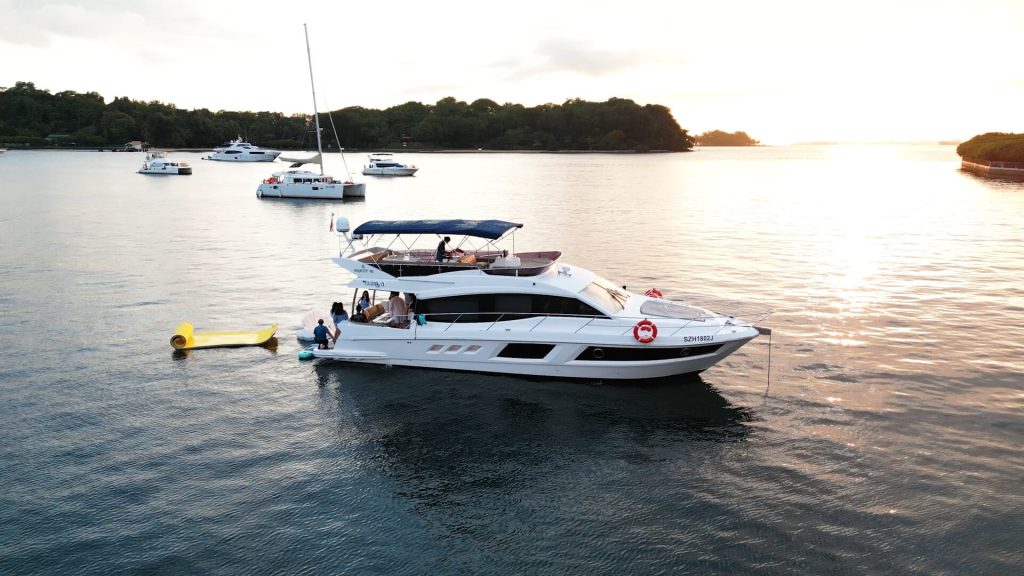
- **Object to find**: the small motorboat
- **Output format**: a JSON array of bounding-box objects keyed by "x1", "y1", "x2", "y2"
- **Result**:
[
  {"x1": 362, "y1": 153, "x2": 418, "y2": 176},
  {"x1": 138, "y1": 152, "x2": 192, "y2": 175}
]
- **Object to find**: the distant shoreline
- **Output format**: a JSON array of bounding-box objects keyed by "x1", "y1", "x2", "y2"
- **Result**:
[{"x1": 3, "y1": 147, "x2": 686, "y2": 155}]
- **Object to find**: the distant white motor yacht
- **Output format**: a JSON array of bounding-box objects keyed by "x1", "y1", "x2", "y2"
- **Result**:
[
  {"x1": 303, "y1": 218, "x2": 772, "y2": 380},
  {"x1": 256, "y1": 25, "x2": 364, "y2": 200},
  {"x1": 138, "y1": 152, "x2": 192, "y2": 175},
  {"x1": 362, "y1": 153, "x2": 418, "y2": 176},
  {"x1": 205, "y1": 138, "x2": 281, "y2": 162}
]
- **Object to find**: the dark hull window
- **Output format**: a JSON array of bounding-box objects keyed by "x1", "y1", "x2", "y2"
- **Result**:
[
  {"x1": 497, "y1": 343, "x2": 555, "y2": 359},
  {"x1": 418, "y1": 293, "x2": 606, "y2": 323},
  {"x1": 574, "y1": 344, "x2": 722, "y2": 361}
]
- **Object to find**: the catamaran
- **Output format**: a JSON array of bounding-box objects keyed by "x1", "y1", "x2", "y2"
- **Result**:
[{"x1": 256, "y1": 25, "x2": 365, "y2": 200}]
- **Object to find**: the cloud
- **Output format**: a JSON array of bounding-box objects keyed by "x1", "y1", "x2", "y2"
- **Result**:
[
  {"x1": 499, "y1": 38, "x2": 683, "y2": 82},
  {"x1": 0, "y1": 0, "x2": 218, "y2": 49}
]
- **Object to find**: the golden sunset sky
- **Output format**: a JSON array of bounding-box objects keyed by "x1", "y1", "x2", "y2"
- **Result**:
[{"x1": 1, "y1": 0, "x2": 1021, "y2": 144}]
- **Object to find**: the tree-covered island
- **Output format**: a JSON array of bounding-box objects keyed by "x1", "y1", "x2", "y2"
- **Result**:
[
  {"x1": 956, "y1": 132, "x2": 1024, "y2": 178},
  {"x1": 694, "y1": 130, "x2": 759, "y2": 146},
  {"x1": 956, "y1": 133, "x2": 1024, "y2": 163},
  {"x1": 0, "y1": 82, "x2": 694, "y2": 152}
]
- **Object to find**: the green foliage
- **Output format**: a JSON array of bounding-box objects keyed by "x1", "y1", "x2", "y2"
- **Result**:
[
  {"x1": 956, "y1": 133, "x2": 1024, "y2": 163},
  {"x1": 695, "y1": 130, "x2": 759, "y2": 146},
  {"x1": 0, "y1": 82, "x2": 694, "y2": 152}
]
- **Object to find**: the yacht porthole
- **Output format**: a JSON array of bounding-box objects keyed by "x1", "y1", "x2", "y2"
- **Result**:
[{"x1": 592, "y1": 348, "x2": 605, "y2": 359}]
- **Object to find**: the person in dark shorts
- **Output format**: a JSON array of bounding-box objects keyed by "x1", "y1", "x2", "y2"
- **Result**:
[{"x1": 313, "y1": 319, "x2": 333, "y2": 349}]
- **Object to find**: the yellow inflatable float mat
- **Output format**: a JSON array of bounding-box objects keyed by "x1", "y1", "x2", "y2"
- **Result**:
[{"x1": 170, "y1": 322, "x2": 277, "y2": 350}]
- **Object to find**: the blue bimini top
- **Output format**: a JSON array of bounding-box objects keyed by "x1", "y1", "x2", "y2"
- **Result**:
[{"x1": 352, "y1": 219, "x2": 523, "y2": 240}]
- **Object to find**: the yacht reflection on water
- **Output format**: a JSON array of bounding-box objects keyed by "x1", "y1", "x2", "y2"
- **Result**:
[
  {"x1": 312, "y1": 364, "x2": 753, "y2": 515},
  {"x1": 313, "y1": 363, "x2": 753, "y2": 445}
]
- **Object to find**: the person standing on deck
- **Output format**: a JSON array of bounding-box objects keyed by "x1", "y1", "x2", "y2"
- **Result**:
[
  {"x1": 388, "y1": 292, "x2": 409, "y2": 327},
  {"x1": 436, "y1": 236, "x2": 451, "y2": 262}
]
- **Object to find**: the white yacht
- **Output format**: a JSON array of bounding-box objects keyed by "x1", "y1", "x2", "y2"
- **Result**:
[
  {"x1": 362, "y1": 153, "x2": 418, "y2": 176},
  {"x1": 256, "y1": 25, "x2": 365, "y2": 200},
  {"x1": 205, "y1": 138, "x2": 281, "y2": 162},
  {"x1": 138, "y1": 151, "x2": 192, "y2": 175},
  {"x1": 304, "y1": 218, "x2": 772, "y2": 380}
]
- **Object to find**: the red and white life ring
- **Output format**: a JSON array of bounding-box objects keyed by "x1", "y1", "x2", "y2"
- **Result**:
[
  {"x1": 644, "y1": 288, "x2": 663, "y2": 299},
  {"x1": 633, "y1": 319, "x2": 658, "y2": 343}
]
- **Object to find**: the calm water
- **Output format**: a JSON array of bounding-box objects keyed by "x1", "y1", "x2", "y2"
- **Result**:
[{"x1": 1, "y1": 146, "x2": 1022, "y2": 574}]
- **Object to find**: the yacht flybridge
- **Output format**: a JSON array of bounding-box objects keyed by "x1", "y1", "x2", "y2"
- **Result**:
[{"x1": 307, "y1": 218, "x2": 772, "y2": 380}]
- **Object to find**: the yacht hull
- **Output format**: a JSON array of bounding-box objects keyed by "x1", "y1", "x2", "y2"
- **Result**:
[
  {"x1": 257, "y1": 182, "x2": 364, "y2": 199},
  {"x1": 207, "y1": 152, "x2": 281, "y2": 162},
  {"x1": 362, "y1": 167, "x2": 418, "y2": 176},
  {"x1": 139, "y1": 167, "x2": 192, "y2": 175},
  {"x1": 310, "y1": 320, "x2": 758, "y2": 380},
  {"x1": 344, "y1": 182, "x2": 366, "y2": 197}
]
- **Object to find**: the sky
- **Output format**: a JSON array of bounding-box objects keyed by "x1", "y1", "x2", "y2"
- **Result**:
[{"x1": 1, "y1": 0, "x2": 1022, "y2": 144}]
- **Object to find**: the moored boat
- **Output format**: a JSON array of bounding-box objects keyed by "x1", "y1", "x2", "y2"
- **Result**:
[
  {"x1": 362, "y1": 153, "x2": 418, "y2": 176},
  {"x1": 256, "y1": 25, "x2": 364, "y2": 199},
  {"x1": 205, "y1": 138, "x2": 281, "y2": 162},
  {"x1": 303, "y1": 218, "x2": 772, "y2": 380},
  {"x1": 138, "y1": 152, "x2": 192, "y2": 175}
]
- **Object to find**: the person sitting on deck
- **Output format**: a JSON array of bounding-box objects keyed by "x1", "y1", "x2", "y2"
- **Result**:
[{"x1": 331, "y1": 302, "x2": 349, "y2": 325}]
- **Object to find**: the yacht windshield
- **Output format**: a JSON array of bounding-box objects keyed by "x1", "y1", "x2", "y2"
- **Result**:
[{"x1": 580, "y1": 275, "x2": 628, "y2": 313}]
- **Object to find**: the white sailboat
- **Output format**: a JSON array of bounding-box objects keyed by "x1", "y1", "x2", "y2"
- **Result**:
[{"x1": 257, "y1": 25, "x2": 365, "y2": 200}]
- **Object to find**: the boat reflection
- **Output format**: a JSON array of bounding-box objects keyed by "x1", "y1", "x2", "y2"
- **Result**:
[
  {"x1": 311, "y1": 364, "x2": 754, "y2": 513},
  {"x1": 313, "y1": 363, "x2": 754, "y2": 446}
]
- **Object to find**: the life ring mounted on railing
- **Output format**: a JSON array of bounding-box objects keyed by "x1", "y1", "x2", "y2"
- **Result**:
[
  {"x1": 633, "y1": 319, "x2": 658, "y2": 344},
  {"x1": 644, "y1": 288, "x2": 663, "y2": 299}
]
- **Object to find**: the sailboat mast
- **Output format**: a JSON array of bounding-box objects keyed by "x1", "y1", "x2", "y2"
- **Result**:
[{"x1": 303, "y1": 23, "x2": 324, "y2": 176}]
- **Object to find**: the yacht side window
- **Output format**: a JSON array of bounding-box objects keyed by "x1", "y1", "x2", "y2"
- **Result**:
[{"x1": 417, "y1": 293, "x2": 607, "y2": 323}]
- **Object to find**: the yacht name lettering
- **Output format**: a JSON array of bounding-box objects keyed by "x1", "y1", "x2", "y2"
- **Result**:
[
  {"x1": 683, "y1": 335, "x2": 714, "y2": 343},
  {"x1": 362, "y1": 280, "x2": 386, "y2": 288}
]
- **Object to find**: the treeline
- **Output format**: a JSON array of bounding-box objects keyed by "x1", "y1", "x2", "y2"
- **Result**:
[
  {"x1": 0, "y1": 81, "x2": 693, "y2": 152},
  {"x1": 695, "y1": 130, "x2": 759, "y2": 146},
  {"x1": 956, "y1": 133, "x2": 1024, "y2": 163}
]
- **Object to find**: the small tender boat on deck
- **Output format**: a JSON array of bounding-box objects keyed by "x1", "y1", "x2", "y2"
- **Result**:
[
  {"x1": 303, "y1": 218, "x2": 772, "y2": 380},
  {"x1": 138, "y1": 152, "x2": 192, "y2": 175},
  {"x1": 362, "y1": 153, "x2": 418, "y2": 176}
]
